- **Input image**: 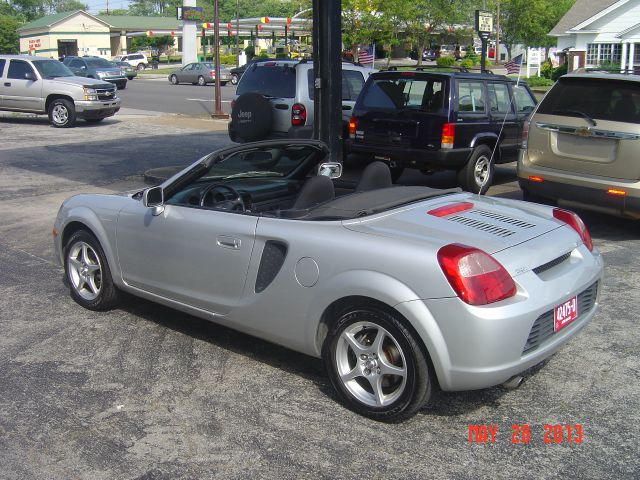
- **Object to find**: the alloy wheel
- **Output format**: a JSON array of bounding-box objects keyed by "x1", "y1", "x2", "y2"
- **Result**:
[
  {"x1": 52, "y1": 104, "x2": 69, "y2": 125},
  {"x1": 67, "y1": 241, "x2": 102, "y2": 301}
]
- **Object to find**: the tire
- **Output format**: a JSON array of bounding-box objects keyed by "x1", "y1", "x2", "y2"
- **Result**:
[
  {"x1": 117, "y1": 81, "x2": 126, "y2": 90},
  {"x1": 137, "y1": 63, "x2": 146, "y2": 71},
  {"x1": 323, "y1": 308, "x2": 432, "y2": 422},
  {"x1": 170, "y1": 74, "x2": 178, "y2": 85},
  {"x1": 231, "y1": 73, "x2": 239, "y2": 85},
  {"x1": 220, "y1": 81, "x2": 228, "y2": 86},
  {"x1": 48, "y1": 98, "x2": 76, "y2": 128},
  {"x1": 390, "y1": 165, "x2": 405, "y2": 183},
  {"x1": 230, "y1": 92, "x2": 273, "y2": 141},
  {"x1": 64, "y1": 230, "x2": 119, "y2": 311},
  {"x1": 457, "y1": 144, "x2": 495, "y2": 194},
  {"x1": 85, "y1": 118, "x2": 105, "y2": 124},
  {"x1": 197, "y1": 75, "x2": 206, "y2": 86}
]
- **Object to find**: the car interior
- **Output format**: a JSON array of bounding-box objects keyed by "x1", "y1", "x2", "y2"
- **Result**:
[{"x1": 160, "y1": 144, "x2": 457, "y2": 220}]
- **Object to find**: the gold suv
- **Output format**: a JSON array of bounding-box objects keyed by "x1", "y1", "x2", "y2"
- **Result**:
[{"x1": 518, "y1": 73, "x2": 640, "y2": 219}]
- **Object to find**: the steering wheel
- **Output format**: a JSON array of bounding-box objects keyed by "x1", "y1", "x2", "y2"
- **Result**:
[{"x1": 199, "y1": 184, "x2": 246, "y2": 211}]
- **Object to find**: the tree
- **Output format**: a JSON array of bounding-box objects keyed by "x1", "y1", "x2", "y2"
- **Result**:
[
  {"x1": 45, "y1": 0, "x2": 88, "y2": 13},
  {"x1": 0, "y1": 15, "x2": 20, "y2": 54}
]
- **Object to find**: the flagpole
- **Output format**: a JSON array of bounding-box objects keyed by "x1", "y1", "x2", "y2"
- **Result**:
[{"x1": 372, "y1": 43, "x2": 375, "y2": 69}]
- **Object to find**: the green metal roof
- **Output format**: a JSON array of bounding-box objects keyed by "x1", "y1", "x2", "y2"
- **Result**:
[
  {"x1": 18, "y1": 10, "x2": 183, "y2": 33},
  {"x1": 98, "y1": 15, "x2": 181, "y2": 30}
]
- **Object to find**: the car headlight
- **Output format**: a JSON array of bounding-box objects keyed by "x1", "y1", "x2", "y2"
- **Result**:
[
  {"x1": 83, "y1": 87, "x2": 98, "y2": 101},
  {"x1": 96, "y1": 71, "x2": 107, "y2": 78}
]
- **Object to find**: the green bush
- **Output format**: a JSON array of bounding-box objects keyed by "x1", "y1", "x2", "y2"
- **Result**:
[
  {"x1": 540, "y1": 58, "x2": 553, "y2": 79},
  {"x1": 551, "y1": 62, "x2": 568, "y2": 81},
  {"x1": 436, "y1": 56, "x2": 455, "y2": 67},
  {"x1": 219, "y1": 54, "x2": 236, "y2": 65},
  {"x1": 520, "y1": 76, "x2": 554, "y2": 87},
  {"x1": 257, "y1": 53, "x2": 270, "y2": 59},
  {"x1": 460, "y1": 58, "x2": 475, "y2": 69},
  {"x1": 244, "y1": 46, "x2": 255, "y2": 59},
  {"x1": 464, "y1": 46, "x2": 479, "y2": 64},
  {"x1": 596, "y1": 61, "x2": 621, "y2": 72},
  {"x1": 275, "y1": 52, "x2": 288, "y2": 59}
]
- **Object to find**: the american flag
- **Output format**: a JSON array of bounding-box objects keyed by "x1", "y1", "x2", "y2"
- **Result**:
[
  {"x1": 358, "y1": 45, "x2": 374, "y2": 65},
  {"x1": 505, "y1": 54, "x2": 523, "y2": 75}
]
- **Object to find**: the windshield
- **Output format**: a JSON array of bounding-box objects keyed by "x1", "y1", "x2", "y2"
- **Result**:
[
  {"x1": 32, "y1": 60, "x2": 74, "y2": 78},
  {"x1": 236, "y1": 63, "x2": 297, "y2": 98},
  {"x1": 86, "y1": 58, "x2": 115, "y2": 68}
]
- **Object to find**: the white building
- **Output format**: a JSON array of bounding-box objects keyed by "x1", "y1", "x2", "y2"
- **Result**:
[{"x1": 550, "y1": 0, "x2": 640, "y2": 72}]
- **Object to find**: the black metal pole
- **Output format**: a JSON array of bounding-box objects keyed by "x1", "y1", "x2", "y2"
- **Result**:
[
  {"x1": 212, "y1": 0, "x2": 227, "y2": 118},
  {"x1": 312, "y1": 0, "x2": 342, "y2": 162}
]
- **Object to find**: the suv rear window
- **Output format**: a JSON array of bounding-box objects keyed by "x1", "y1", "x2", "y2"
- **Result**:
[
  {"x1": 236, "y1": 63, "x2": 296, "y2": 98},
  {"x1": 307, "y1": 69, "x2": 366, "y2": 101},
  {"x1": 537, "y1": 77, "x2": 640, "y2": 123},
  {"x1": 360, "y1": 76, "x2": 446, "y2": 111}
]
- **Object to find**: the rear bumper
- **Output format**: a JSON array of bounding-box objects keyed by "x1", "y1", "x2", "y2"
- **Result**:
[
  {"x1": 347, "y1": 141, "x2": 471, "y2": 170},
  {"x1": 518, "y1": 151, "x2": 640, "y2": 219}
]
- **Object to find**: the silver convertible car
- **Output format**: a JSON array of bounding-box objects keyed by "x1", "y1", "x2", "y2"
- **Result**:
[{"x1": 53, "y1": 140, "x2": 603, "y2": 421}]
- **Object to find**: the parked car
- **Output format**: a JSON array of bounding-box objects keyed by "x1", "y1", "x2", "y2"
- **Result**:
[
  {"x1": 0, "y1": 54, "x2": 120, "y2": 127},
  {"x1": 113, "y1": 61, "x2": 137, "y2": 80},
  {"x1": 518, "y1": 73, "x2": 640, "y2": 219},
  {"x1": 168, "y1": 62, "x2": 232, "y2": 86},
  {"x1": 53, "y1": 139, "x2": 603, "y2": 421},
  {"x1": 62, "y1": 56, "x2": 127, "y2": 90},
  {"x1": 347, "y1": 68, "x2": 538, "y2": 192},
  {"x1": 422, "y1": 49, "x2": 437, "y2": 61},
  {"x1": 112, "y1": 53, "x2": 148, "y2": 71},
  {"x1": 228, "y1": 59, "x2": 374, "y2": 143}
]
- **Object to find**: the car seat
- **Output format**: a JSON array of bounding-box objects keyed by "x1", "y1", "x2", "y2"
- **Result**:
[
  {"x1": 355, "y1": 161, "x2": 393, "y2": 191},
  {"x1": 292, "y1": 175, "x2": 335, "y2": 209}
]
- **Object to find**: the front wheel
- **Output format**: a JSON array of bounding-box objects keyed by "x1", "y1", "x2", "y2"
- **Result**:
[
  {"x1": 197, "y1": 75, "x2": 206, "y2": 86},
  {"x1": 170, "y1": 74, "x2": 178, "y2": 85},
  {"x1": 323, "y1": 308, "x2": 432, "y2": 421},
  {"x1": 457, "y1": 144, "x2": 495, "y2": 194},
  {"x1": 64, "y1": 230, "x2": 119, "y2": 311},
  {"x1": 137, "y1": 63, "x2": 146, "y2": 71},
  {"x1": 48, "y1": 98, "x2": 76, "y2": 128},
  {"x1": 231, "y1": 73, "x2": 239, "y2": 85}
]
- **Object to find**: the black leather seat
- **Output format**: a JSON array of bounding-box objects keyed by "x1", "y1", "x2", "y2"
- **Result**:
[
  {"x1": 292, "y1": 175, "x2": 335, "y2": 209},
  {"x1": 355, "y1": 161, "x2": 393, "y2": 191}
]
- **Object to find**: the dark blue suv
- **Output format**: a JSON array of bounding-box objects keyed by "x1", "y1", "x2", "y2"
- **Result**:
[{"x1": 347, "y1": 68, "x2": 537, "y2": 193}]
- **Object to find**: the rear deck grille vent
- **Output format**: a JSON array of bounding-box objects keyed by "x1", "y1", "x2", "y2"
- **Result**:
[
  {"x1": 533, "y1": 252, "x2": 572, "y2": 275},
  {"x1": 448, "y1": 215, "x2": 516, "y2": 237},
  {"x1": 473, "y1": 210, "x2": 536, "y2": 229}
]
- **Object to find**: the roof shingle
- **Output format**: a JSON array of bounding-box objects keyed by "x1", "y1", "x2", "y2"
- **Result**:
[{"x1": 549, "y1": 0, "x2": 620, "y2": 36}]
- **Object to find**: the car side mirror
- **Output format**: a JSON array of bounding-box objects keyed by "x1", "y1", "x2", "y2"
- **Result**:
[
  {"x1": 318, "y1": 162, "x2": 343, "y2": 179},
  {"x1": 24, "y1": 72, "x2": 36, "y2": 81},
  {"x1": 143, "y1": 186, "x2": 164, "y2": 215}
]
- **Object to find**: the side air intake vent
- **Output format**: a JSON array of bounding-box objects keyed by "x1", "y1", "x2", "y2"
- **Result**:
[{"x1": 255, "y1": 241, "x2": 288, "y2": 293}]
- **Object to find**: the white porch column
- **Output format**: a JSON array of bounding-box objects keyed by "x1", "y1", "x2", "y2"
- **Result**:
[
  {"x1": 621, "y1": 42, "x2": 628, "y2": 73},
  {"x1": 629, "y1": 43, "x2": 636, "y2": 72},
  {"x1": 182, "y1": 0, "x2": 198, "y2": 65}
]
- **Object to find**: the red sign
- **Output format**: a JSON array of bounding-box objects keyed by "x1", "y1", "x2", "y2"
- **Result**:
[
  {"x1": 28, "y1": 39, "x2": 41, "y2": 48},
  {"x1": 554, "y1": 296, "x2": 578, "y2": 332}
]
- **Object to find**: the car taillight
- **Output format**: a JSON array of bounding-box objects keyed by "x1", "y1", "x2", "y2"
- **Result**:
[
  {"x1": 522, "y1": 119, "x2": 530, "y2": 149},
  {"x1": 437, "y1": 243, "x2": 516, "y2": 306},
  {"x1": 441, "y1": 123, "x2": 454, "y2": 149},
  {"x1": 427, "y1": 202, "x2": 473, "y2": 217},
  {"x1": 210, "y1": 70, "x2": 215, "y2": 77},
  {"x1": 348, "y1": 116, "x2": 357, "y2": 139},
  {"x1": 552, "y1": 208, "x2": 593, "y2": 251},
  {"x1": 291, "y1": 103, "x2": 306, "y2": 126}
]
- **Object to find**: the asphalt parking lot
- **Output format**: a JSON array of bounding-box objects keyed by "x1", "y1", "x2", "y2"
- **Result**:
[{"x1": 0, "y1": 112, "x2": 638, "y2": 479}]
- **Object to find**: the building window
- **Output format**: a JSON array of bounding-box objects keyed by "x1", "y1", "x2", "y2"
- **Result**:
[
  {"x1": 586, "y1": 43, "x2": 622, "y2": 66},
  {"x1": 586, "y1": 43, "x2": 597, "y2": 65}
]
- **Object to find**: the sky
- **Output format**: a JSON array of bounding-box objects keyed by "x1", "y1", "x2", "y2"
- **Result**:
[{"x1": 83, "y1": 0, "x2": 132, "y2": 14}]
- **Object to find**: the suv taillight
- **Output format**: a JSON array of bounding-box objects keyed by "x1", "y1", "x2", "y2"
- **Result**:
[
  {"x1": 553, "y1": 208, "x2": 593, "y2": 251},
  {"x1": 291, "y1": 103, "x2": 307, "y2": 126},
  {"x1": 522, "y1": 119, "x2": 530, "y2": 149},
  {"x1": 348, "y1": 116, "x2": 357, "y2": 139},
  {"x1": 437, "y1": 243, "x2": 516, "y2": 305},
  {"x1": 441, "y1": 123, "x2": 455, "y2": 149}
]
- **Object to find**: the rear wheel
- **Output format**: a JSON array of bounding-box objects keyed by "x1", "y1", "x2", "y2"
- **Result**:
[
  {"x1": 197, "y1": 75, "x2": 206, "y2": 86},
  {"x1": 231, "y1": 73, "x2": 239, "y2": 85},
  {"x1": 170, "y1": 74, "x2": 178, "y2": 85},
  {"x1": 48, "y1": 98, "x2": 76, "y2": 128},
  {"x1": 137, "y1": 63, "x2": 146, "y2": 71},
  {"x1": 64, "y1": 230, "x2": 119, "y2": 311},
  {"x1": 323, "y1": 308, "x2": 432, "y2": 421},
  {"x1": 457, "y1": 144, "x2": 494, "y2": 194}
]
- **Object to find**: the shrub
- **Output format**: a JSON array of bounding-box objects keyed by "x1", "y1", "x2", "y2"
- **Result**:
[
  {"x1": 520, "y1": 76, "x2": 554, "y2": 87},
  {"x1": 551, "y1": 62, "x2": 567, "y2": 81},
  {"x1": 244, "y1": 46, "x2": 255, "y2": 59},
  {"x1": 436, "y1": 56, "x2": 455, "y2": 67},
  {"x1": 275, "y1": 52, "x2": 289, "y2": 59},
  {"x1": 540, "y1": 58, "x2": 553, "y2": 79},
  {"x1": 460, "y1": 58, "x2": 475, "y2": 69},
  {"x1": 219, "y1": 54, "x2": 236, "y2": 65}
]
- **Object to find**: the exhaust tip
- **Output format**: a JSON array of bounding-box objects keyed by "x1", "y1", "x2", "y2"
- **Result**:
[{"x1": 502, "y1": 375, "x2": 524, "y2": 390}]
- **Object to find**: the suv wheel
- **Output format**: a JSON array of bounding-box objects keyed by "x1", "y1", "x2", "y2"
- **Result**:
[
  {"x1": 457, "y1": 145, "x2": 494, "y2": 194},
  {"x1": 137, "y1": 63, "x2": 146, "y2": 71},
  {"x1": 48, "y1": 98, "x2": 76, "y2": 128}
]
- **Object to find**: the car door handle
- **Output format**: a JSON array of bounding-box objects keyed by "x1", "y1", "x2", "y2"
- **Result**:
[
  {"x1": 3, "y1": 82, "x2": 10, "y2": 87},
  {"x1": 274, "y1": 103, "x2": 288, "y2": 110},
  {"x1": 216, "y1": 235, "x2": 241, "y2": 249},
  {"x1": 342, "y1": 105, "x2": 352, "y2": 111}
]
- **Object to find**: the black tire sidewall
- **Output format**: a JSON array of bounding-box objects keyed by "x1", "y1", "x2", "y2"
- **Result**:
[
  {"x1": 48, "y1": 99, "x2": 76, "y2": 128},
  {"x1": 231, "y1": 74, "x2": 239, "y2": 85},
  {"x1": 459, "y1": 145, "x2": 494, "y2": 194},
  {"x1": 64, "y1": 230, "x2": 118, "y2": 311},
  {"x1": 323, "y1": 308, "x2": 431, "y2": 421},
  {"x1": 170, "y1": 75, "x2": 178, "y2": 84},
  {"x1": 230, "y1": 92, "x2": 273, "y2": 141}
]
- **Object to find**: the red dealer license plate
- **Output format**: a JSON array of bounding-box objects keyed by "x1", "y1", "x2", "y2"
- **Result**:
[{"x1": 554, "y1": 296, "x2": 578, "y2": 332}]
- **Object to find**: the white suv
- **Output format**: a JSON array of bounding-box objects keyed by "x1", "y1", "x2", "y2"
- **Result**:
[
  {"x1": 229, "y1": 59, "x2": 374, "y2": 142},
  {"x1": 113, "y1": 53, "x2": 148, "y2": 71}
]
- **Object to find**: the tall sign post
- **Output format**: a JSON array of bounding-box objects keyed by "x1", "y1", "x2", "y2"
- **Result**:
[
  {"x1": 475, "y1": 10, "x2": 493, "y2": 73},
  {"x1": 212, "y1": 0, "x2": 227, "y2": 119}
]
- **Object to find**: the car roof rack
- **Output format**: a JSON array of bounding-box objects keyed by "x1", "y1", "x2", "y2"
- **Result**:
[{"x1": 382, "y1": 65, "x2": 499, "y2": 75}]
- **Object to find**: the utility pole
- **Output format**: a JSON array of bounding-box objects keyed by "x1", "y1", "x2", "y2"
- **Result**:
[
  {"x1": 235, "y1": 0, "x2": 239, "y2": 67},
  {"x1": 495, "y1": 0, "x2": 500, "y2": 64},
  {"x1": 212, "y1": 0, "x2": 228, "y2": 119}
]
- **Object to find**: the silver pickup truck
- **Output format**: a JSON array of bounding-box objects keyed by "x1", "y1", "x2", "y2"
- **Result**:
[{"x1": 0, "y1": 54, "x2": 121, "y2": 128}]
